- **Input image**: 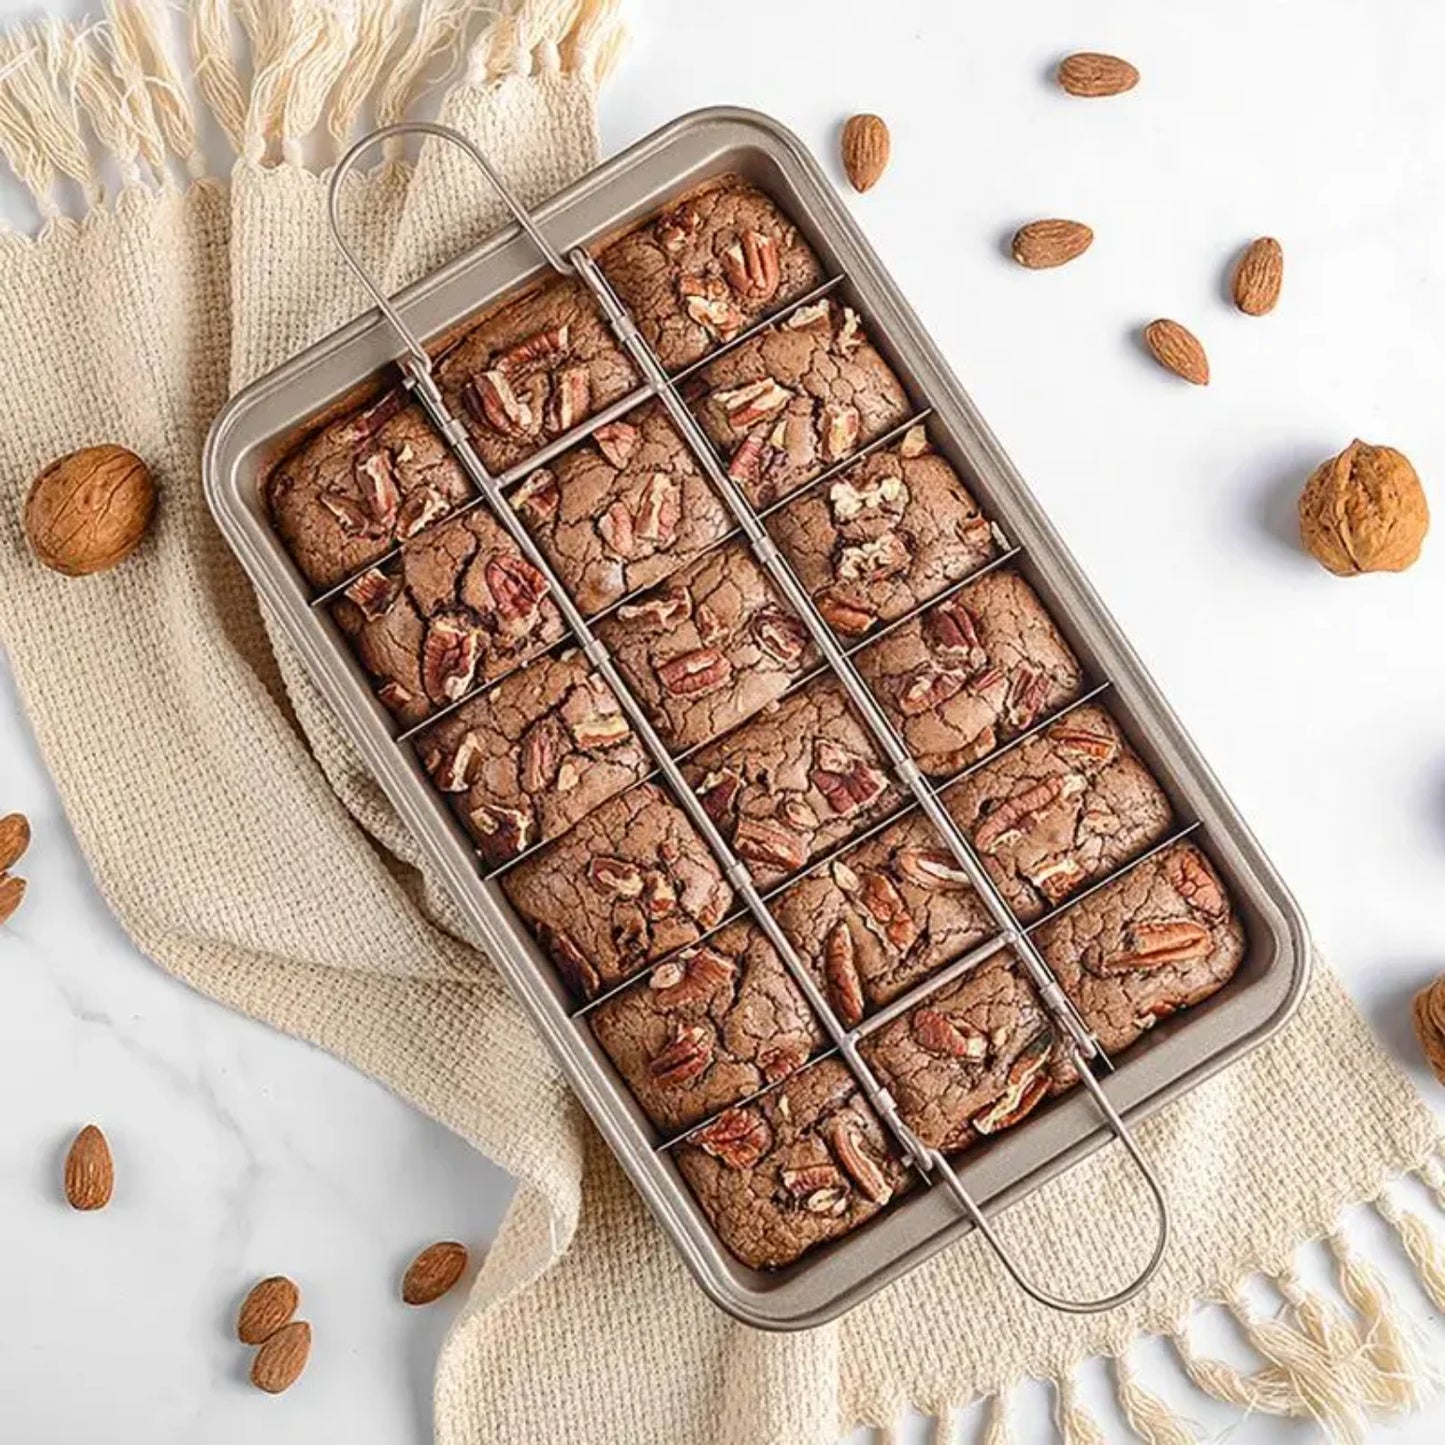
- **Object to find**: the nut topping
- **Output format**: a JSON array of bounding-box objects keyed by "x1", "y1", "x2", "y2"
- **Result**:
[
  {"x1": 803, "y1": 1185, "x2": 851, "y2": 1217},
  {"x1": 395, "y1": 486, "x2": 451, "y2": 539},
  {"x1": 649, "y1": 1023, "x2": 714, "y2": 1084},
  {"x1": 752, "y1": 606, "x2": 809, "y2": 665},
  {"x1": 537, "y1": 922, "x2": 598, "y2": 996},
  {"x1": 973, "y1": 774, "x2": 1079, "y2": 853},
  {"x1": 566, "y1": 688, "x2": 631, "y2": 750},
  {"x1": 471, "y1": 803, "x2": 533, "y2": 860},
  {"x1": 319, "y1": 490, "x2": 379, "y2": 538},
  {"x1": 597, "y1": 499, "x2": 636, "y2": 557},
  {"x1": 898, "y1": 666, "x2": 969, "y2": 716},
  {"x1": 1049, "y1": 721, "x2": 1118, "y2": 763},
  {"x1": 780, "y1": 797, "x2": 820, "y2": 832},
  {"x1": 896, "y1": 849, "x2": 973, "y2": 891},
  {"x1": 1101, "y1": 919, "x2": 1213, "y2": 973},
  {"x1": 828, "y1": 472, "x2": 907, "y2": 522},
  {"x1": 721, "y1": 229, "x2": 782, "y2": 300},
  {"x1": 856, "y1": 871, "x2": 919, "y2": 952},
  {"x1": 823, "y1": 921, "x2": 865, "y2": 1026},
  {"x1": 912, "y1": 1008, "x2": 989, "y2": 1060},
  {"x1": 545, "y1": 366, "x2": 592, "y2": 434},
  {"x1": 816, "y1": 589, "x2": 877, "y2": 636},
  {"x1": 1005, "y1": 665, "x2": 1050, "y2": 729},
  {"x1": 757, "y1": 1040, "x2": 810, "y2": 1083},
  {"x1": 343, "y1": 567, "x2": 401, "y2": 619},
  {"x1": 835, "y1": 308, "x2": 864, "y2": 355},
  {"x1": 593, "y1": 421, "x2": 639, "y2": 468},
  {"x1": 432, "y1": 731, "x2": 483, "y2": 792},
  {"x1": 972, "y1": 1029, "x2": 1054, "y2": 1135},
  {"x1": 377, "y1": 681, "x2": 416, "y2": 712},
  {"x1": 649, "y1": 946, "x2": 735, "y2": 1004},
  {"x1": 555, "y1": 758, "x2": 580, "y2": 792},
  {"x1": 819, "y1": 403, "x2": 861, "y2": 463},
  {"x1": 356, "y1": 450, "x2": 400, "y2": 532},
  {"x1": 588, "y1": 856, "x2": 646, "y2": 898},
  {"x1": 485, "y1": 554, "x2": 549, "y2": 630},
  {"x1": 655, "y1": 204, "x2": 701, "y2": 257},
  {"x1": 518, "y1": 716, "x2": 563, "y2": 793},
  {"x1": 641, "y1": 870, "x2": 678, "y2": 918},
  {"x1": 1164, "y1": 849, "x2": 1227, "y2": 920},
  {"x1": 784, "y1": 300, "x2": 832, "y2": 333},
  {"x1": 421, "y1": 611, "x2": 482, "y2": 703},
  {"x1": 511, "y1": 468, "x2": 560, "y2": 525},
  {"x1": 812, "y1": 740, "x2": 887, "y2": 816},
  {"x1": 897, "y1": 425, "x2": 929, "y2": 459},
  {"x1": 697, "y1": 768, "x2": 743, "y2": 823},
  {"x1": 716, "y1": 377, "x2": 792, "y2": 428},
  {"x1": 781, "y1": 1161, "x2": 846, "y2": 1199},
  {"x1": 1026, "y1": 855, "x2": 1087, "y2": 903},
  {"x1": 657, "y1": 647, "x2": 733, "y2": 696},
  {"x1": 633, "y1": 473, "x2": 680, "y2": 545},
  {"x1": 828, "y1": 1117, "x2": 893, "y2": 1203},
  {"x1": 692, "y1": 1106, "x2": 772, "y2": 1169},
  {"x1": 837, "y1": 532, "x2": 911, "y2": 581},
  {"x1": 927, "y1": 600, "x2": 984, "y2": 662},
  {"x1": 733, "y1": 816, "x2": 807, "y2": 873},
  {"x1": 469, "y1": 370, "x2": 535, "y2": 439},
  {"x1": 617, "y1": 588, "x2": 692, "y2": 628},
  {"x1": 495, "y1": 324, "x2": 570, "y2": 374},
  {"x1": 726, "y1": 432, "x2": 765, "y2": 487},
  {"x1": 681, "y1": 274, "x2": 745, "y2": 339}
]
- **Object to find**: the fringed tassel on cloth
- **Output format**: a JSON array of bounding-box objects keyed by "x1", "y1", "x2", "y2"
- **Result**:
[
  {"x1": 1377, "y1": 1191, "x2": 1445, "y2": 1310},
  {"x1": 0, "y1": 0, "x2": 627, "y2": 232},
  {"x1": 980, "y1": 1391, "x2": 1010, "y2": 1445},
  {"x1": 1055, "y1": 1377, "x2": 1106, "y2": 1445},
  {"x1": 1113, "y1": 1356, "x2": 1198, "y2": 1445}
]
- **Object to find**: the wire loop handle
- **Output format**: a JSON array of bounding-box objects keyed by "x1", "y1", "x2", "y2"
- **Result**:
[{"x1": 326, "y1": 120, "x2": 574, "y2": 377}]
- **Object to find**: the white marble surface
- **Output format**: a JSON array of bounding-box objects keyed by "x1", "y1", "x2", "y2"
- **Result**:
[{"x1": 3, "y1": 1, "x2": 1445, "y2": 1440}]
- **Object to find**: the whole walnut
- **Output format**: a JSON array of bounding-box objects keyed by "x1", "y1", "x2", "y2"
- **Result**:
[
  {"x1": 24, "y1": 444, "x2": 156, "y2": 577},
  {"x1": 1298, "y1": 439, "x2": 1428, "y2": 576}
]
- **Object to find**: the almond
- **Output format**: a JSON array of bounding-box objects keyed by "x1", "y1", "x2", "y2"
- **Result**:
[
  {"x1": 237, "y1": 1275, "x2": 300, "y2": 1345},
  {"x1": 1143, "y1": 320, "x2": 1209, "y2": 386},
  {"x1": 402, "y1": 1240, "x2": 469, "y2": 1305},
  {"x1": 1057, "y1": 52, "x2": 1139, "y2": 97},
  {"x1": 64, "y1": 1124, "x2": 113, "y2": 1210},
  {"x1": 1232, "y1": 237, "x2": 1283, "y2": 316},
  {"x1": 0, "y1": 813, "x2": 29, "y2": 871},
  {"x1": 841, "y1": 114, "x2": 890, "y2": 193},
  {"x1": 0, "y1": 873, "x2": 26, "y2": 924},
  {"x1": 1011, "y1": 219, "x2": 1093, "y2": 270},
  {"x1": 250, "y1": 1319, "x2": 311, "y2": 1394}
]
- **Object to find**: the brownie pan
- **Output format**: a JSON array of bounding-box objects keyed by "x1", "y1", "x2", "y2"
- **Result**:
[{"x1": 204, "y1": 108, "x2": 1311, "y2": 1329}]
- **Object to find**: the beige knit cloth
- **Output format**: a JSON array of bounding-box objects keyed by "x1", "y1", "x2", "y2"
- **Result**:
[{"x1": 1, "y1": 5, "x2": 1443, "y2": 1442}]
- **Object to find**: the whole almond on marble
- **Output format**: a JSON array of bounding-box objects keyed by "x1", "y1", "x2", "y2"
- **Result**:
[
  {"x1": 1057, "y1": 52, "x2": 1139, "y2": 97},
  {"x1": 64, "y1": 1124, "x2": 114, "y2": 1210},
  {"x1": 1233, "y1": 237, "x2": 1284, "y2": 315},
  {"x1": 1011, "y1": 219, "x2": 1093, "y2": 269},
  {"x1": 402, "y1": 1240, "x2": 469, "y2": 1305},
  {"x1": 250, "y1": 1319, "x2": 311, "y2": 1394},
  {"x1": 0, "y1": 873, "x2": 25, "y2": 924},
  {"x1": 841, "y1": 114, "x2": 890, "y2": 193},
  {"x1": 1143, "y1": 320, "x2": 1210, "y2": 385},
  {"x1": 237, "y1": 1275, "x2": 301, "y2": 1344},
  {"x1": 0, "y1": 813, "x2": 29, "y2": 871}
]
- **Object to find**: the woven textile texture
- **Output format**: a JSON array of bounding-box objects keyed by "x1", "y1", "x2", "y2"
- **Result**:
[{"x1": 0, "y1": 5, "x2": 1442, "y2": 1442}]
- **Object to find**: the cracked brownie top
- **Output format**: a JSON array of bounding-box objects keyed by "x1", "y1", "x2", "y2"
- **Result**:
[
  {"x1": 266, "y1": 390, "x2": 474, "y2": 591},
  {"x1": 681, "y1": 678, "x2": 903, "y2": 890},
  {"x1": 1034, "y1": 842, "x2": 1244, "y2": 1056},
  {"x1": 853, "y1": 570, "x2": 1083, "y2": 777},
  {"x1": 435, "y1": 277, "x2": 639, "y2": 474},
  {"x1": 414, "y1": 649, "x2": 649, "y2": 868},
  {"x1": 688, "y1": 298, "x2": 911, "y2": 507},
  {"x1": 768, "y1": 424, "x2": 999, "y2": 640},
  {"x1": 673, "y1": 1058, "x2": 911, "y2": 1271},
  {"x1": 595, "y1": 541, "x2": 819, "y2": 753},
  {"x1": 589, "y1": 920, "x2": 823, "y2": 1135},
  {"x1": 770, "y1": 810, "x2": 995, "y2": 1021},
  {"x1": 331, "y1": 508, "x2": 565, "y2": 728},
  {"x1": 502, "y1": 781, "x2": 733, "y2": 1002},
  {"x1": 508, "y1": 399, "x2": 732, "y2": 616},
  {"x1": 597, "y1": 178, "x2": 823, "y2": 371},
  {"x1": 942, "y1": 704, "x2": 1173, "y2": 923},
  {"x1": 859, "y1": 952, "x2": 1063, "y2": 1154}
]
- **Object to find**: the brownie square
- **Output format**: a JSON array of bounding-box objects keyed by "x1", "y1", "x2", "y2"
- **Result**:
[
  {"x1": 331, "y1": 508, "x2": 566, "y2": 728},
  {"x1": 508, "y1": 399, "x2": 732, "y2": 616},
  {"x1": 435, "y1": 277, "x2": 639, "y2": 474},
  {"x1": 597, "y1": 179, "x2": 823, "y2": 371},
  {"x1": 942, "y1": 705, "x2": 1173, "y2": 922},
  {"x1": 595, "y1": 541, "x2": 819, "y2": 752},
  {"x1": 853, "y1": 570, "x2": 1083, "y2": 777},
  {"x1": 681, "y1": 678, "x2": 903, "y2": 890},
  {"x1": 413, "y1": 649, "x2": 650, "y2": 867},
  {"x1": 767, "y1": 424, "x2": 998, "y2": 640},
  {"x1": 589, "y1": 921, "x2": 823, "y2": 1134},
  {"x1": 770, "y1": 811, "x2": 996, "y2": 1024},
  {"x1": 674, "y1": 1059, "x2": 911, "y2": 1270},
  {"x1": 1033, "y1": 842, "x2": 1244, "y2": 1056},
  {"x1": 502, "y1": 782, "x2": 733, "y2": 1001},
  {"x1": 688, "y1": 298, "x2": 911, "y2": 507},
  {"x1": 859, "y1": 952, "x2": 1063, "y2": 1154},
  {"x1": 266, "y1": 390, "x2": 474, "y2": 591}
]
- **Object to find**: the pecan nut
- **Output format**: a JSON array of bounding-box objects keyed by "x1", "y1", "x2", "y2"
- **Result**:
[
  {"x1": 752, "y1": 606, "x2": 809, "y2": 665},
  {"x1": 1164, "y1": 849, "x2": 1227, "y2": 920},
  {"x1": 896, "y1": 849, "x2": 972, "y2": 891},
  {"x1": 897, "y1": 666, "x2": 969, "y2": 716},
  {"x1": 537, "y1": 922, "x2": 598, "y2": 997},
  {"x1": 819, "y1": 402, "x2": 861, "y2": 463},
  {"x1": 545, "y1": 365, "x2": 592, "y2": 434},
  {"x1": 588, "y1": 856, "x2": 646, "y2": 898},
  {"x1": 1049, "y1": 720, "x2": 1118, "y2": 763},
  {"x1": 511, "y1": 468, "x2": 560, "y2": 525},
  {"x1": 495, "y1": 324, "x2": 570, "y2": 375},
  {"x1": 485, "y1": 553, "x2": 549, "y2": 627},
  {"x1": 823, "y1": 921, "x2": 865, "y2": 1026},
  {"x1": 828, "y1": 471, "x2": 907, "y2": 523},
  {"x1": 715, "y1": 377, "x2": 792, "y2": 428},
  {"x1": 837, "y1": 531, "x2": 911, "y2": 581},
  {"x1": 691, "y1": 1106, "x2": 772, "y2": 1169},
  {"x1": 815, "y1": 589, "x2": 877, "y2": 636},
  {"x1": 720, "y1": 229, "x2": 781, "y2": 301},
  {"x1": 618, "y1": 588, "x2": 692, "y2": 628},
  {"x1": 421, "y1": 611, "x2": 482, "y2": 704},
  {"x1": 680, "y1": 274, "x2": 745, "y2": 340},
  {"x1": 972, "y1": 1029, "x2": 1054, "y2": 1135},
  {"x1": 856, "y1": 871, "x2": 919, "y2": 952},
  {"x1": 356, "y1": 450, "x2": 400, "y2": 532},
  {"x1": 812, "y1": 740, "x2": 888, "y2": 816},
  {"x1": 696, "y1": 767, "x2": 743, "y2": 824},
  {"x1": 657, "y1": 647, "x2": 733, "y2": 696},
  {"x1": 828, "y1": 1116, "x2": 893, "y2": 1204},
  {"x1": 912, "y1": 1007, "x2": 989, "y2": 1060},
  {"x1": 781, "y1": 1161, "x2": 846, "y2": 1199},
  {"x1": 972, "y1": 774, "x2": 1084, "y2": 854},
  {"x1": 593, "y1": 421, "x2": 639, "y2": 468},
  {"x1": 343, "y1": 567, "x2": 401, "y2": 619},
  {"x1": 468, "y1": 370, "x2": 536, "y2": 439},
  {"x1": 1100, "y1": 919, "x2": 1213, "y2": 973},
  {"x1": 733, "y1": 816, "x2": 807, "y2": 873},
  {"x1": 633, "y1": 472, "x2": 680, "y2": 546},
  {"x1": 518, "y1": 716, "x2": 564, "y2": 793},
  {"x1": 431, "y1": 731, "x2": 483, "y2": 793},
  {"x1": 1025, "y1": 855, "x2": 1087, "y2": 903},
  {"x1": 757, "y1": 1039, "x2": 810, "y2": 1083},
  {"x1": 597, "y1": 499, "x2": 636, "y2": 557},
  {"x1": 649, "y1": 946, "x2": 735, "y2": 1004},
  {"x1": 649, "y1": 1023, "x2": 713, "y2": 1085}
]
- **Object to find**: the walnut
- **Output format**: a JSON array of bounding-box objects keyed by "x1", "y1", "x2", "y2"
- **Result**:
[
  {"x1": 25, "y1": 445, "x2": 156, "y2": 576},
  {"x1": 1299, "y1": 440, "x2": 1429, "y2": 576},
  {"x1": 1411, "y1": 975, "x2": 1445, "y2": 1084}
]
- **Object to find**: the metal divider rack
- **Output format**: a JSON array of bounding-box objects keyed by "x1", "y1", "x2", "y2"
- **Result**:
[{"x1": 324, "y1": 122, "x2": 1173, "y2": 1313}]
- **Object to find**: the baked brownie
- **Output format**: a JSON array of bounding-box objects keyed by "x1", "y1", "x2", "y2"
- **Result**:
[
  {"x1": 502, "y1": 782, "x2": 732, "y2": 1001},
  {"x1": 414, "y1": 649, "x2": 649, "y2": 867},
  {"x1": 767, "y1": 424, "x2": 998, "y2": 640},
  {"x1": 1034, "y1": 842, "x2": 1244, "y2": 1055},
  {"x1": 266, "y1": 390, "x2": 474, "y2": 590},
  {"x1": 688, "y1": 298, "x2": 911, "y2": 507},
  {"x1": 681, "y1": 678, "x2": 903, "y2": 889},
  {"x1": 674, "y1": 1059, "x2": 911, "y2": 1270},
  {"x1": 853, "y1": 570, "x2": 1083, "y2": 777},
  {"x1": 508, "y1": 400, "x2": 732, "y2": 616},
  {"x1": 595, "y1": 541, "x2": 818, "y2": 752},
  {"x1": 942, "y1": 705, "x2": 1173, "y2": 922},
  {"x1": 860, "y1": 952, "x2": 1061, "y2": 1153},
  {"x1": 597, "y1": 179, "x2": 823, "y2": 371},
  {"x1": 590, "y1": 921, "x2": 823, "y2": 1134},
  {"x1": 770, "y1": 811, "x2": 995, "y2": 1022},
  {"x1": 331, "y1": 507, "x2": 565, "y2": 728},
  {"x1": 435, "y1": 277, "x2": 639, "y2": 474}
]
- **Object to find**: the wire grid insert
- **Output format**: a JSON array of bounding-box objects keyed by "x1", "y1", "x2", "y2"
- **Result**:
[{"x1": 325, "y1": 120, "x2": 1170, "y2": 1314}]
